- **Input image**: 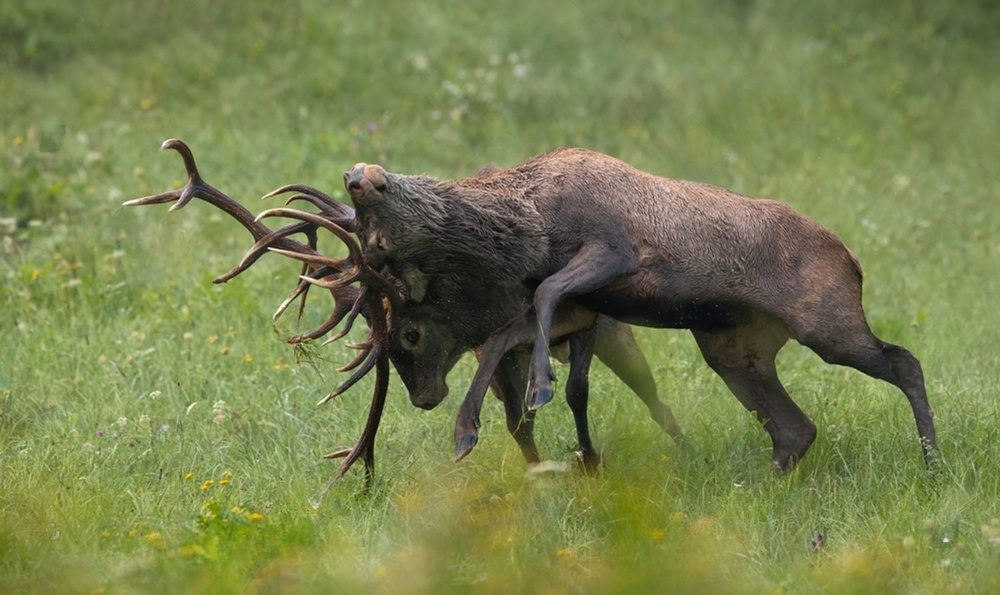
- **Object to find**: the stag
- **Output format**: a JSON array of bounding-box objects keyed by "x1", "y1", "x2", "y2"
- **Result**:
[
  {"x1": 125, "y1": 140, "x2": 682, "y2": 477},
  {"x1": 341, "y1": 149, "x2": 938, "y2": 470}
]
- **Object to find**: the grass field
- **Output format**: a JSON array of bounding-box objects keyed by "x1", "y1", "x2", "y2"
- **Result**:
[{"x1": 3, "y1": 0, "x2": 1000, "y2": 593}]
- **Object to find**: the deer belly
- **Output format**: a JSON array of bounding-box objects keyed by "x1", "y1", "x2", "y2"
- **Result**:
[{"x1": 575, "y1": 290, "x2": 750, "y2": 332}]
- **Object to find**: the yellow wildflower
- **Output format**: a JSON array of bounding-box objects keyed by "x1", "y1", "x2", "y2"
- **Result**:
[
  {"x1": 199, "y1": 479, "x2": 214, "y2": 491},
  {"x1": 248, "y1": 513, "x2": 265, "y2": 522},
  {"x1": 651, "y1": 529, "x2": 666, "y2": 541},
  {"x1": 555, "y1": 548, "x2": 576, "y2": 562},
  {"x1": 183, "y1": 472, "x2": 195, "y2": 482},
  {"x1": 178, "y1": 545, "x2": 198, "y2": 557},
  {"x1": 243, "y1": 353, "x2": 253, "y2": 362}
]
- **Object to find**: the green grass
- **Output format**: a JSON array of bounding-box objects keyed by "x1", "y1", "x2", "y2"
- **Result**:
[{"x1": 3, "y1": 0, "x2": 1000, "y2": 593}]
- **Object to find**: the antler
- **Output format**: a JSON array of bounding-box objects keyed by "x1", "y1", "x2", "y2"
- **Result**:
[
  {"x1": 124, "y1": 140, "x2": 299, "y2": 250},
  {"x1": 253, "y1": 207, "x2": 403, "y2": 403},
  {"x1": 251, "y1": 200, "x2": 406, "y2": 493},
  {"x1": 125, "y1": 139, "x2": 403, "y2": 489},
  {"x1": 122, "y1": 139, "x2": 358, "y2": 336}
]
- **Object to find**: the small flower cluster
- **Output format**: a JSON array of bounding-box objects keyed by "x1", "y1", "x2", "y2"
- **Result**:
[{"x1": 173, "y1": 470, "x2": 267, "y2": 560}]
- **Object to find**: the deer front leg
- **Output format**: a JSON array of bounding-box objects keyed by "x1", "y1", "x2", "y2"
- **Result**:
[
  {"x1": 528, "y1": 241, "x2": 639, "y2": 411},
  {"x1": 454, "y1": 305, "x2": 599, "y2": 461},
  {"x1": 454, "y1": 314, "x2": 541, "y2": 461}
]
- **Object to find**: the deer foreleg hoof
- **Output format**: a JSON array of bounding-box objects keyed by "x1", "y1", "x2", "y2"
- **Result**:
[
  {"x1": 528, "y1": 386, "x2": 554, "y2": 411},
  {"x1": 454, "y1": 432, "x2": 479, "y2": 462}
]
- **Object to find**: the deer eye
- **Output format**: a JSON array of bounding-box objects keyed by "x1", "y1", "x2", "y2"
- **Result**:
[{"x1": 404, "y1": 328, "x2": 421, "y2": 347}]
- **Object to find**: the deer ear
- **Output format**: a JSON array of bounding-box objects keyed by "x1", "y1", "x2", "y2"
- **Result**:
[{"x1": 363, "y1": 165, "x2": 388, "y2": 191}]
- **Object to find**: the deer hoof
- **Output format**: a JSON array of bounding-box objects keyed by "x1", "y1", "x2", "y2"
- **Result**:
[
  {"x1": 529, "y1": 386, "x2": 554, "y2": 411},
  {"x1": 454, "y1": 432, "x2": 479, "y2": 462}
]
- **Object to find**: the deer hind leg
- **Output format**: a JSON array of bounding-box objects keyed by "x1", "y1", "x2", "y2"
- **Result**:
[
  {"x1": 486, "y1": 349, "x2": 541, "y2": 464},
  {"x1": 693, "y1": 314, "x2": 815, "y2": 470},
  {"x1": 592, "y1": 317, "x2": 684, "y2": 444},
  {"x1": 788, "y1": 300, "x2": 937, "y2": 465},
  {"x1": 566, "y1": 326, "x2": 601, "y2": 473},
  {"x1": 528, "y1": 239, "x2": 639, "y2": 411}
]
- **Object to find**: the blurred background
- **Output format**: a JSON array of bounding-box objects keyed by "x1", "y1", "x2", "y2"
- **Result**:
[{"x1": 2, "y1": 1, "x2": 999, "y2": 593}]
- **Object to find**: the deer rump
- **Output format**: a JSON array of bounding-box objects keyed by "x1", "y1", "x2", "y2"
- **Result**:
[{"x1": 345, "y1": 147, "x2": 938, "y2": 470}]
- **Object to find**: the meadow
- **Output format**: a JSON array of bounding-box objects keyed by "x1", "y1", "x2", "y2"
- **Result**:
[{"x1": 2, "y1": 0, "x2": 999, "y2": 592}]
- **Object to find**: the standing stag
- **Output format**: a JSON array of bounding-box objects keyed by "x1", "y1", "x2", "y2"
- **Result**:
[{"x1": 341, "y1": 148, "x2": 938, "y2": 469}]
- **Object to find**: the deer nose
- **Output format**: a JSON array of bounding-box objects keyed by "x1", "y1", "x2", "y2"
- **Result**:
[{"x1": 345, "y1": 168, "x2": 370, "y2": 199}]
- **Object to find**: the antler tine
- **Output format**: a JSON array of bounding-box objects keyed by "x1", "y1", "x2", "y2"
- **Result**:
[
  {"x1": 272, "y1": 265, "x2": 341, "y2": 321},
  {"x1": 214, "y1": 220, "x2": 321, "y2": 284},
  {"x1": 316, "y1": 347, "x2": 379, "y2": 406},
  {"x1": 286, "y1": 286, "x2": 363, "y2": 345},
  {"x1": 297, "y1": 284, "x2": 367, "y2": 345},
  {"x1": 267, "y1": 246, "x2": 356, "y2": 276},
  {"x1": 256, "y1": 207, "x2": 364, "y2": 267},
  {"x1": 122, "y1": 139, "x2": 202, "y2": 211},
  {"x1": 318, "y1": 356, "x2": 390, "y2": 491},
  {"x1": 257, "y1": 206, "x2": 404, "y2": 314},
  {"x1": 281, "y1": 193, "x2": 357, "y2": 231},
  {"x1": 273, "y1": 276, "x2": 312, "y2": 321},
  {"x1": 263, "y1": 184, "x2": 356, "y2": 230},
  {"x1": 336, "y1": 343, "x2": 373, "y2": 373},
  {"x1": 295, "y1": 226, "x2": 321, "y2": 323},
  {"x1": 125, "y1": 139, "x2": 319, "y2": 279}
]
